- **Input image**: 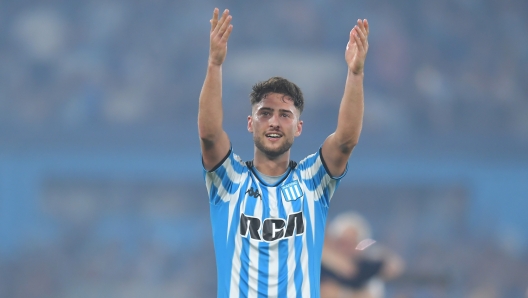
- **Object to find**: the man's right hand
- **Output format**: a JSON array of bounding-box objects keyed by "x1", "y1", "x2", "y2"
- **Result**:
[{"x1": 209, "y1": 8, "x2": 233, "y2": 66}]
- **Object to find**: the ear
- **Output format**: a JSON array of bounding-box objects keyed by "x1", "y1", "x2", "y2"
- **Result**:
[
  {"x1": 295, "y1": 119, "x2": 303, "y2": 137},
  {"x1": 247, "y1": 115, "x2": 253, "y2": 133}
]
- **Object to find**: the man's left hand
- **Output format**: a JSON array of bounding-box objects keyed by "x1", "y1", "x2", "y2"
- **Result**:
[{"x1": 345, "y1": 19, "x2": 369, "y2": 75}]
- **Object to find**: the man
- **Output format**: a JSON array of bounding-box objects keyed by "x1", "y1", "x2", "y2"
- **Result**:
[
  {"x1": 198, "y1": 7, "x2": 369, "y2": 298},
  {"x1": 320, "y1": 212, "x2": 405, "y2": 298}
]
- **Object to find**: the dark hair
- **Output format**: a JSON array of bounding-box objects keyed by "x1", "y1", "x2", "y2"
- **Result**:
[{"x1": 250, "y1": 77, "x2": 304, "y2": 114}]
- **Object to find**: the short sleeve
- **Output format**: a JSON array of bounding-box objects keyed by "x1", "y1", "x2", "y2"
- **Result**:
[
  {"x1": 202, "y1": 148, "x2": 246, "y2": 205},
  {"x1": 297, "y1": 148, "x2": 348, "y2": 207}
]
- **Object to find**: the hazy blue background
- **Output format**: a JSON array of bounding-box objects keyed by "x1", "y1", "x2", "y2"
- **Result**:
[{"x1": 0, "y1": 0, "x2": 527, "y2": 297}]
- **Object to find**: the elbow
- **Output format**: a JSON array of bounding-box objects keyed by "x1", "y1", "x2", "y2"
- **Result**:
[
  {"x1": 198, "y1": 124, "x2": 224, "y2": 147},
  {"x1": 198, "y1": 122, "x2": 215, "y2": 141},
  {"x1": 199, "y1": 131, "x2": 216, "y2": 146},
  {"x1": 198, "y1": 116, "x2": 224, "y2": 140},
  {"x1": 348, "y1": 136, "x2": 360, "y2": 148},
  {"x1": 199, "y1": 132, "x2": 216, "y2": 150},
  {"x1": 350, "y1": 140, "x2": 359, "y2": 151},
  {"x1": 333, "y1": 128, "x2": 361, "y2": 154},
  {"x1": 337, "y1": 132, "x2": 360, "y2": 153},
  {"x1": 339, "y1": 140, "x2": 358, "y2": 155},
  {"x1": 198, "y1": 128, "x2": 212, "y2": 141},
  {"x1": 197, "y1": 128, "x2": 206, "y2": 140}
]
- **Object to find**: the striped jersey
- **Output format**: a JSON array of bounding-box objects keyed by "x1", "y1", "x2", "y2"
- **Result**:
[{"x1": 203, "y1": 147, "x2": 346, "y2": 298}]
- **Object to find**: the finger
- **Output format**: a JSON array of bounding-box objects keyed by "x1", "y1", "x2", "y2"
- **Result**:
[
  {"x1": 354, "y1": 33, "x2": 364, "y2": 52},
  {"x1": 353, "y1": 26, "x2": 365, "y2": 51},
  {"x1": 218, "y1": 14, "x2": 232, "y2": 36},
  {"x1": 359, "y1": 20, "x2": 369, "y2": 51},
  {"x1": 222, "y1": 24, "x2": 234, "y2": 42},
  {"x1": 357, "y1": 19, "x2": 368, "y2": 39},
  {"x1": 364, "y1": 21, "x2": 369, "y2": 51},
  {"x1": 357, "y1": 19, "x2": 364, "y2": 34},
  {"x1": 355, "y1": 24, "x2": 366, "y2": 48},
  {"x1": 211, "y1": 8, "x2": 219, "y2": 33},
  {"x1": 349, "y1": 28, "x2": 357, "y2": 44},
  {"x1": 214, "y1": 9, "x2": 230, "y2": 34}
]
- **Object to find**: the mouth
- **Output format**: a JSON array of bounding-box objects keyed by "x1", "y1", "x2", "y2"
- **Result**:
[{"x1": 265, "y1": 133, "x2": 282, "y2": 140}]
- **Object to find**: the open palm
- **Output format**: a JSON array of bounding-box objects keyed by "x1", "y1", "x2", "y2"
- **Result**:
[
  {"x1": 209, "y1": 8, "x2": 233, "y2": 66},
  {"x1": 345, "y1": 19, "x2": 369, "y2": 75}
]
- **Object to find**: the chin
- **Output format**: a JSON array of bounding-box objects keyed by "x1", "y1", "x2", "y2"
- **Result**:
[
  {"x1": 263, "y1": 144, "x2": 292, "y2": 158},
  {"x1": 254, "y1": 136, "x2": 293, "y2": 158}
]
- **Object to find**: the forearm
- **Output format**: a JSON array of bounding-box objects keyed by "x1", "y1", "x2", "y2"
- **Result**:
[
  {"x1": 334, "y1": 70, "x2": 364, "y2": 152},
  {"x1": 198, "y1": 63, "x2": 225, "y2": 142}
]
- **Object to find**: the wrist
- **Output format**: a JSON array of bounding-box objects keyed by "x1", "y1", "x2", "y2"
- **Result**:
[
  {"x1": 347, "y1": 68, "x2": 364, "y2": 78},
  {"x1": 208, "y1": 61, "x2": 223, "y2": 69}
]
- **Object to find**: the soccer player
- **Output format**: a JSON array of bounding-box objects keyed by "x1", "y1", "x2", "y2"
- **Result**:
[
  {"x1": 320, "y1": 212, "x2": 405, "y2": 298},
  {"x1": 198, "y1": 7, "x2": 369, "y2": 298}
]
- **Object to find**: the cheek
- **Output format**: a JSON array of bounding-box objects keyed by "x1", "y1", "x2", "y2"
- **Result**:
[
  {"x1": 260, "y1": 115, "x2": 275, "y2": 125},
  {"x1": 285, "y1": 120, "x2": 300, "y2": 134},
  {"x1": 252, "y1": 119, "x2": 266, "y2": 132}
]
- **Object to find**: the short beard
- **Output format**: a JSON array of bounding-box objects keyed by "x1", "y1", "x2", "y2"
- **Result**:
[{"x1": 253, "y1": 135, "x2": 293, "y2": 159}]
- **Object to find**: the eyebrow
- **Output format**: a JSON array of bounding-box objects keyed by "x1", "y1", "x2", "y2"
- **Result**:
[{"x1": 258, "y1": 107, "x2": 294, "y2": 114}]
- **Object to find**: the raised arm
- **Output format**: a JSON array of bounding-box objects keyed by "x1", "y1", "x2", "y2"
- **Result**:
[
  {"x1": 321, "y1": 19, "x2": 369, "y2": 177},
  {"x1": 198, "y1": 8, "x2": 233, "y2": 171}
]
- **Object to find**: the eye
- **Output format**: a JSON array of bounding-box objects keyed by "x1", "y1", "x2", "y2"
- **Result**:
[{"x1": 281, "y1": 113, "x2": 290, "y2": 118}]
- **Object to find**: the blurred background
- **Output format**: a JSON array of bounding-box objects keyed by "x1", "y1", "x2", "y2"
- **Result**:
[{"x1": 0, "y1": 0, "x2": 527, "y2": 297}]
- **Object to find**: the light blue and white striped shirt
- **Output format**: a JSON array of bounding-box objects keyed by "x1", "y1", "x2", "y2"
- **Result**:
[{"x1": 203, "y1": 147, "x2": 346, "y2": 298}]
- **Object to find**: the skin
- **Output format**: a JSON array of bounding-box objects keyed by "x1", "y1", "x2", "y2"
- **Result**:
[
  {"x1": 198, "y1": 8, "x2": 369, "y2": 177},
  {"x1": 321, "y1": 18, "x2": 369, "y2": 177},
  {"x1": 198, "y1": 8, "x2": 233, "y2": 171},
  {"x1": 247, "y1": 93, "x2": 303, "y2": 175},
  {"x1": 321, "y1": 227, "x2": 405, "y2": 298}
]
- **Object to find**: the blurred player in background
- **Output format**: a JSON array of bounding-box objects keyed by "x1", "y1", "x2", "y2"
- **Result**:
[
  {"x1": 321, "y1": 212, "x2": 405, "y2": 298},
  {"x1": 198, "y1": 7, "x2": 369, "y2": 297}
]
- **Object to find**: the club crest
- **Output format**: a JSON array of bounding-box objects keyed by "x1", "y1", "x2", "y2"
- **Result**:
[{"x1": 281, "y1": 180, "x2": 303, "y2": 202}]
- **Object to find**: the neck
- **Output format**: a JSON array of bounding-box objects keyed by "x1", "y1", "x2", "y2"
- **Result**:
[{"x1": 253, "y1": 149, "x2": 290, "y2": 176}]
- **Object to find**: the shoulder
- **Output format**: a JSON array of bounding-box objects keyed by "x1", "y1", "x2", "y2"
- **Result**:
[
  {"x1": 204, "y1": 148, "x2": 247, "y2": 175},
  {"x1": 297, "y1": 148, "x2": 347, "y2": 180},
  {"x1": 297, "y1": 149, "x2": 321, "y2": 169}
]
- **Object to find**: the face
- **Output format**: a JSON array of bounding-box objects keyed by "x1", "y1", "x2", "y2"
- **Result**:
[
  {"x1": 336, "y1": 227, "x2": 361, "y2": 256},
  {"x1": 248, "y1": 93, "x2": 303, "y2": 159}
]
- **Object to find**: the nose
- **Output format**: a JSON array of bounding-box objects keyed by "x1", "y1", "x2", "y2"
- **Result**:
[{"x1": 268, "y1": 113, "x2": 280, "y2": 128}]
